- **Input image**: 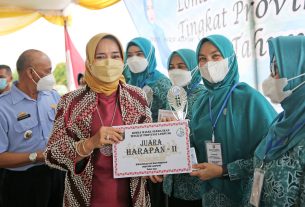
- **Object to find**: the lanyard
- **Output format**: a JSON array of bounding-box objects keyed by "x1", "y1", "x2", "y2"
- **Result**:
[
  {"x1": 263, "y1": 117, "x2": 305, "y2": 162},
  {"x1": 209, "y1": 82, "x2": 239, "y2": 142}
]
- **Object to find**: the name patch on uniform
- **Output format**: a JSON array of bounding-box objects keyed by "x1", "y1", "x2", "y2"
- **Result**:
[{"x1": 17, "y1": 112, "x2": 31, "y2": 121}]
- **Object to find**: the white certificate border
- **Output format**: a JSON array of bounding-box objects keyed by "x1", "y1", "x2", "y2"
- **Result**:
[{"x1": 113, "y1": 121, "x2": 191, "y2": 177}]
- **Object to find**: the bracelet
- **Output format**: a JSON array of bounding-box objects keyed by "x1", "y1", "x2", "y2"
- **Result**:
[
  {"x1": 75, "y1": 140, "x2": 91, "y2": 157},
  {"x1": 81, "y1": 139, "x2": 93, "y2": 155}
]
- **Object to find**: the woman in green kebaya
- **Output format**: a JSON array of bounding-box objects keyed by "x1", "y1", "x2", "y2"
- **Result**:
[
  {"x1": 242, "y1": 35, "x2": 305, "y2": 206},
  {"x1": 163, "y1": 48, "x2": 205, "y2": 207},
  {"x1": 189, "y1": 34, "x2": 277, "y2": 207},
  {"x1": 123, "y1": 37, "x2": 171, "y2": 123},
  {"x1": 123, "y1": 37, "x2": 172, "y2": 207}
]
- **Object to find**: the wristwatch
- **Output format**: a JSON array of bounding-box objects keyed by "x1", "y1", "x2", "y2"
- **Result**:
[
  {"x1": 222, "y1": 164, "x2": 229, "y2": 178},
  {"x1": 29, "y1": 152, "x2": 37, "y2": 163}
]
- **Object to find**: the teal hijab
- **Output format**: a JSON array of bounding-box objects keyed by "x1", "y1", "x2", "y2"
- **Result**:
[
  {"x1": 197, "y1": 35, "x2": 239, "y2": 90},
  {"x1": 123, "y1": 37, "x2": 167, "y2": 88},
  {"x1": 167, "y1": 49, "x2": 202, "y2": 94},
  {"x1": 191, "y1": 35, "x2": 276, "y2": 202},
  {"x1": 255, "y1": 36, "x2": 305, "y2": 161}
]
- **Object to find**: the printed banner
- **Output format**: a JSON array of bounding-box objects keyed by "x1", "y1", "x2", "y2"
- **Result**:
[{"x1": 124, "y1": 0, "x2": 305, "y2": 89}]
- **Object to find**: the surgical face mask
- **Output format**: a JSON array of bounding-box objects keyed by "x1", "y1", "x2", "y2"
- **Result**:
[
  {"x1": 127, "y1": 56, "x2": 148, "y2": 73},
  {"x1": 199, "y1": 56, "x2": 232, "y2": 83},
  {"x1": 0, "y1": 78, "x2": 7, "y2": 90},
  {"x1": 127, "y1": 45, "x2": 153, "y2": 74},
  {"x1": 262, "y1": 73, "x2": 305, "y2": 104},
  {"x1": 168, "y1": 69, "x2": 192, "y2": 87},
  {"x1": 32, "y1": 69, "x2": 56, "y2": 91},
  {"x1": 91, "y1": 58, "x2": 124, "y2": 83}
]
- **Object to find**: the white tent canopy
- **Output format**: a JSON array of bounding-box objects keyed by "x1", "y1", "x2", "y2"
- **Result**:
[
  {"x1": 0, "y1": 0, "x2": 71, "y2": 10},
  {"x1": 0, "y1": 0, "x2": 120, "y2": 35}
]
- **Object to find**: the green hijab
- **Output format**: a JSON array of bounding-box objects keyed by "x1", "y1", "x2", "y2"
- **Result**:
[
  {"x1": 191, "y1": 35, "x2": 277, "y2": 202},
  {"x1": 167, "y1": 49, "x2": 203, "y2": 95},
  {"x1": 255, "y1": 36, "x2": 305, "y2": 161},
  {"x1": 123, "y1": 37, "x2": 167, "y2": 88}
]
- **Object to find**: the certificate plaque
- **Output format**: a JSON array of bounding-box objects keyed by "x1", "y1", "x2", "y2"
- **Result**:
[{"x1": 113, "y1": 121, "x2": 191, "y2": 178}]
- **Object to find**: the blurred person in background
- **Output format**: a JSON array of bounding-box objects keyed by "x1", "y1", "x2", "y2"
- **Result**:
[{"x1": 0, "y1": 49, "x2": 65, "y2": 207}]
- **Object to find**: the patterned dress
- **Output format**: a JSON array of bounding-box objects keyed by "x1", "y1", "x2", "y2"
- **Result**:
[
  {"x1": 238, "y1": 138, "x2": 305, "y2": 206},
  {"x1": 147, "y1": 77, "x2": 172, "y2": 122},
  {"x1": 45, "y1": 84, "x2": 152, "y2": 207}
]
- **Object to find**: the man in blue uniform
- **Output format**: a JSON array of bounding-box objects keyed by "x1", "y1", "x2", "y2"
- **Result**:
[{"x1": 0, "y1": 49, "x2": 65, "y2": 207}]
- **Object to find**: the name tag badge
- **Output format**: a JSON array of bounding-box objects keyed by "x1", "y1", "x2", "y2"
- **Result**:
[
  {"x1": 250, "y1": 168, "x2": 265, "y2": 207},
  {"x1": 205, "y1": 141, "x2": 223, "y2": 165},
  {"x1": 158, "y1": 109, "x2": 178, "y2": 122}
]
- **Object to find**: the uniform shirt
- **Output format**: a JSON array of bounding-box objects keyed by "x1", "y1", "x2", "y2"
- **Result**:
[{"x1": 0, "y1": 82, "x2": 60, "y2": 171}]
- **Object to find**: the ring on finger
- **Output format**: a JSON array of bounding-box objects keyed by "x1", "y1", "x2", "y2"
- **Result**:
[{"x1": 106, "y1": 134, "x2": 110, "y2": 140}]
